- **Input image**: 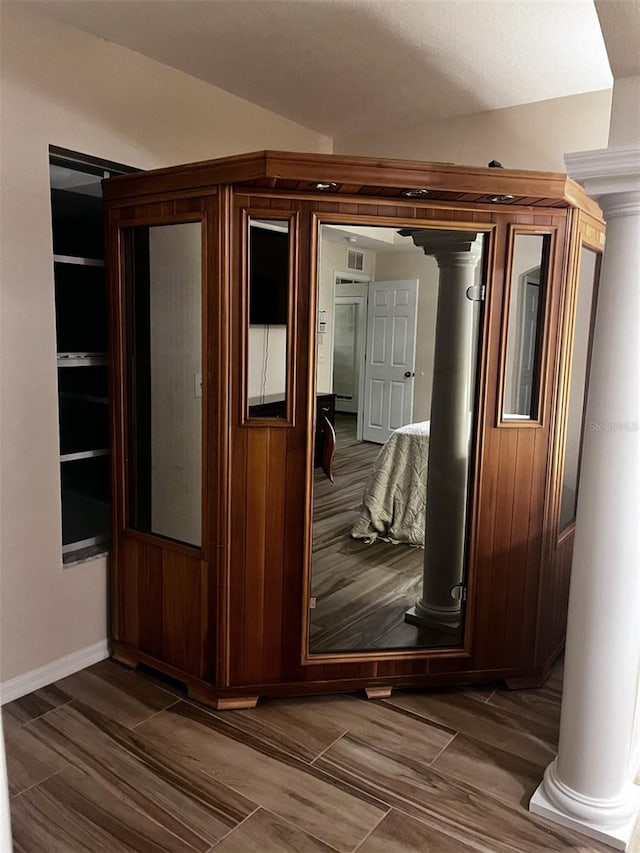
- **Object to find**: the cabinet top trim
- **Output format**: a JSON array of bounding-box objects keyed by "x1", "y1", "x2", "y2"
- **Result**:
[{"x1": 102, "y1": 150, "x2": 601, "y2": 219}]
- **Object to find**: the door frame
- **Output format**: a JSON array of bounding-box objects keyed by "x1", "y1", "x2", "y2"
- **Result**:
[
  {"x1": 332, "y1": 271, "x2": 370, "y2": 441},
  {"x1": 333, "y1": 295, "x2": 366, "y2": 411}
]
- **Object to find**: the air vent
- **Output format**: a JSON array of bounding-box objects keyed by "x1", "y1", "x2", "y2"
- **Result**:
[{"x1": 347, "y1": 249, "x2": 364, "y2": 271}]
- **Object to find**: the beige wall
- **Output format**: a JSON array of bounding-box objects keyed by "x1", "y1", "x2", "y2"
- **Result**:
[
  {"x1": 608, "y1": 76, "x2": 640, "y2": 147},
  {"x1": 0, "y1": 5, "x2": 331, "y2": 683},
  {"x1": 317, "y1": 237, "x2": 376, "y2": 395},
  {"x1": 335, "y1": 91, "x2": 612, "y2": 171}
]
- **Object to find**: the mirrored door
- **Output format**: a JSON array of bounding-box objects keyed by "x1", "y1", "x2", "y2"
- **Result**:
[{"x1": 309, "y1": 222, "x2": 487, "y2": 654}]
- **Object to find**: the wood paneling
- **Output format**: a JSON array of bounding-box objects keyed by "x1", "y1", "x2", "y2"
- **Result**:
[
  {"x1": 117, "y1": 536, "x2": 208, "y2": 680},
  {"x1": 103, "y1": 152, "x2": 602, "y2": 704},
  {"x1": 103, "y1": 151, "x2": 602, "y2": 219},
  {"x1": 107, "y1": 194, "x2": 216, "y2": 687},
  {"x1": 136, "y1": 539, "x2": 163, "y2": 659},
  {"x1": 161, "y1": 553, "x2": 206, "y2": 675},
  {"x1": 471, "y1": 212, "x2": 568, "y2": 676}
]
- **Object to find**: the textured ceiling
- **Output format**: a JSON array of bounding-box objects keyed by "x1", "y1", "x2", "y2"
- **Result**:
[{"x1": 26, "y1": 0, "x2": 613, "y2": 137}]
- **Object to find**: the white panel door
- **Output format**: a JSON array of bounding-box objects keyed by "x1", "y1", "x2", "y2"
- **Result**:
[{"x1": 362, "y1": 280, "x2": 418, "y2": 444}]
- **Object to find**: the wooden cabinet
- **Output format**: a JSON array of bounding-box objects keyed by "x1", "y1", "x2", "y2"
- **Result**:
[{"x1": 103, "y1": 151, "x2": 604, "y2": 708}]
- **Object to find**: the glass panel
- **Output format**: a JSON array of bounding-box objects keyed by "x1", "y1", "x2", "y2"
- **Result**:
[
  {"x1": 310, "y1": 224, "x2": 486, "y2": 653},
  {"x1": 247, "y1": 218, "x2": 290, "y2": 418},
  {"x1": 503, "y1": 233, "x2": 550, "y2": 419},
  {"x1": 125, "y1": 222, "x2": 202, "y2": 548},
  {"x1": 560, "y1": 246, "x2": 599, "y2": 530}
]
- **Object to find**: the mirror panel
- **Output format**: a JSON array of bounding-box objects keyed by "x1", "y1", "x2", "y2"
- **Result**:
[
  {"x1": 503, "y1": 233, "x2": 550, "y2": 420},
  {"x1": 125, "y1": 222, "x2": 203, "y2": 548},
  {"x1": 559, "y1": 246, "x2": 600, "y2": 531},
  {"x1": 310, "y1": 224, "x2": 486, "y2": 654},
  {"x1": 247, "y1": 218, "x2": 290, "y2": 419}
]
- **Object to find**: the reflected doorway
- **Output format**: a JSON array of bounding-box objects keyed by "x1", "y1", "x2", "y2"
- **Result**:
[
  {"x1": 333, "y1": 296, "x2": 364, "y2": 416},
  {"x1": 310, "y1": 224, "x2": 486, "y2": 655}
]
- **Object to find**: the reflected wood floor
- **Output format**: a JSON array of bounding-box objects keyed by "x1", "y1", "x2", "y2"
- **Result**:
[
  {"x1": 311, "y1": 415, "x2": 455, "y2": 653},
  {"x1": 5, "y1": 656, "x2": 635, "y2": 852}
]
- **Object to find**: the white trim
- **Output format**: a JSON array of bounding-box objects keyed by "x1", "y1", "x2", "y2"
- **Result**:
[
  {"x1": 565, "y1": 145, "x2": 640, "y2": 180},
  {"x1": 595, "y1": 194, "x2": 640, "y2": 219},
  {"x1": 332, "y1": 270, "x2": 371, "y2": 439},
  {"x1": 0, "y1": 640, "x2": 109, "y2": 704},
  {"x1": 333, "y1": 293, "x2": 366, "y2": 419},
  {"x1": 250, "y1": 219, "x2": 288, "y2": 233},
  {"x1": 334, "y1": 269, "x2": 370, "y2": 284},
  {"x1": 530, "y1": 779, "x2": 640, "y2": 851},
  {"x1": 565, "y1": 145, "x2": 640, "y2": 199}
]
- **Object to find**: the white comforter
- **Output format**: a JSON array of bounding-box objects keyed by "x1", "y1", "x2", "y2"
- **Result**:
[{"x1": 351, "y1": 421, "x2": 429, "y2": 547}]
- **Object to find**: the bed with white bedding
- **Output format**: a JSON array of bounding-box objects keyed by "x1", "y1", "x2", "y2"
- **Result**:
[{"x1": 351, "y1": 421, "x2": 430, "y2": 547}]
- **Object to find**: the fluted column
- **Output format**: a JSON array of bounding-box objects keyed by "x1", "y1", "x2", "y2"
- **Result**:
[
  {"x1": 404, "y1": 231, "x2": 482, "y2": 629},
  {"x1": 530, "y1": 146, "x2": 640, "y2": 851}
]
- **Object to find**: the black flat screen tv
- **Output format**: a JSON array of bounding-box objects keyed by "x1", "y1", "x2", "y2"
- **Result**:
[{"x1": 249, "y1": 225, "x2": 289, "y2": 326}]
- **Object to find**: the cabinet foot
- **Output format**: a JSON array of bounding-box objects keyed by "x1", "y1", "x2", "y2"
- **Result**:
[
  {"x1": 111, "y1": 646, "x2": 140, "y2": 670},
  {"x1": 364, "y1": 686, "x2": 393, "y2": 699},
  {"x1": 188, "y1": 687, "x2": 259, "y2": 711}
]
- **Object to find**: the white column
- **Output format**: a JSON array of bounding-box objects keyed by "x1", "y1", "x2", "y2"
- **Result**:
[
  {"x1": 404, "y1": 231, "x2": 482, "y2": 629},
  {"x1": 530, "y1": 146, "x2": 640, "y2": 851}
]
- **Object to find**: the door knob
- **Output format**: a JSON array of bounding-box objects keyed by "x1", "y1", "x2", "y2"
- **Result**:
[{"x1": 404, "y1": 371, "x2": 415, "y2": 378}]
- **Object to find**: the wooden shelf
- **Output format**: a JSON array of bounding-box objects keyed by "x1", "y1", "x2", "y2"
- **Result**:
[
  {"x1": 57, "y1": 352, "x2": 107, "y2": 367},
  {"x1": 62, "y1": 534, "x2": 109, "y2": 556},
  {"x1": 61, "y1": 448, "x2": 109, "y2": 463},
  {"x1": 54, "y1": 254, "x2": 104, "y2": 268}
]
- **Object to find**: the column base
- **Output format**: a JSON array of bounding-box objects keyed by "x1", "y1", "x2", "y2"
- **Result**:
[
  {"x1": 405, "y1": 600, "x2": 461, "y2": 630},
  {"x1": 530, "y1": 764, "x2": 640, "y2": 851}
]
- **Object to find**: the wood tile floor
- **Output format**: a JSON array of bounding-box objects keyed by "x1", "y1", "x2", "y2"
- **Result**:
[
  {"x1": 311, "y1": 414, "x2": 454, "y2": 654},
  {"x1": 4, "y1": 657, "x2": 639, "y2": 852}
]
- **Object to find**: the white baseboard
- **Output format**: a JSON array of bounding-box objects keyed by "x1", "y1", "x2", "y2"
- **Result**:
[{"x1": 0, "y1": 640, "x2": 110, "y2": 704}]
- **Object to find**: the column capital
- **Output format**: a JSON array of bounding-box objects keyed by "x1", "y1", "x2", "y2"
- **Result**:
[
  {"x1": 564, "y1": 145, "x2": 640, "y2": 217},
  {"x1": 399, "y1": 229, "x2": 482, "y2": 268}
]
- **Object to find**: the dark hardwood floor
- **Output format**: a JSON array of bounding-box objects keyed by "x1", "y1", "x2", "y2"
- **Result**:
[
  {"x1": 311, "y1": 414, "x2": 456, "y2": 653},
  {"x1": 4, "y1": 655, "x2": 633, "y2": 852}
]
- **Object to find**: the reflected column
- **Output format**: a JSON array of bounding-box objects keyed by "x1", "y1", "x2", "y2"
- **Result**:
[{"x1": 404, "y1": 231, "x2": 482, "y2": 630}]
